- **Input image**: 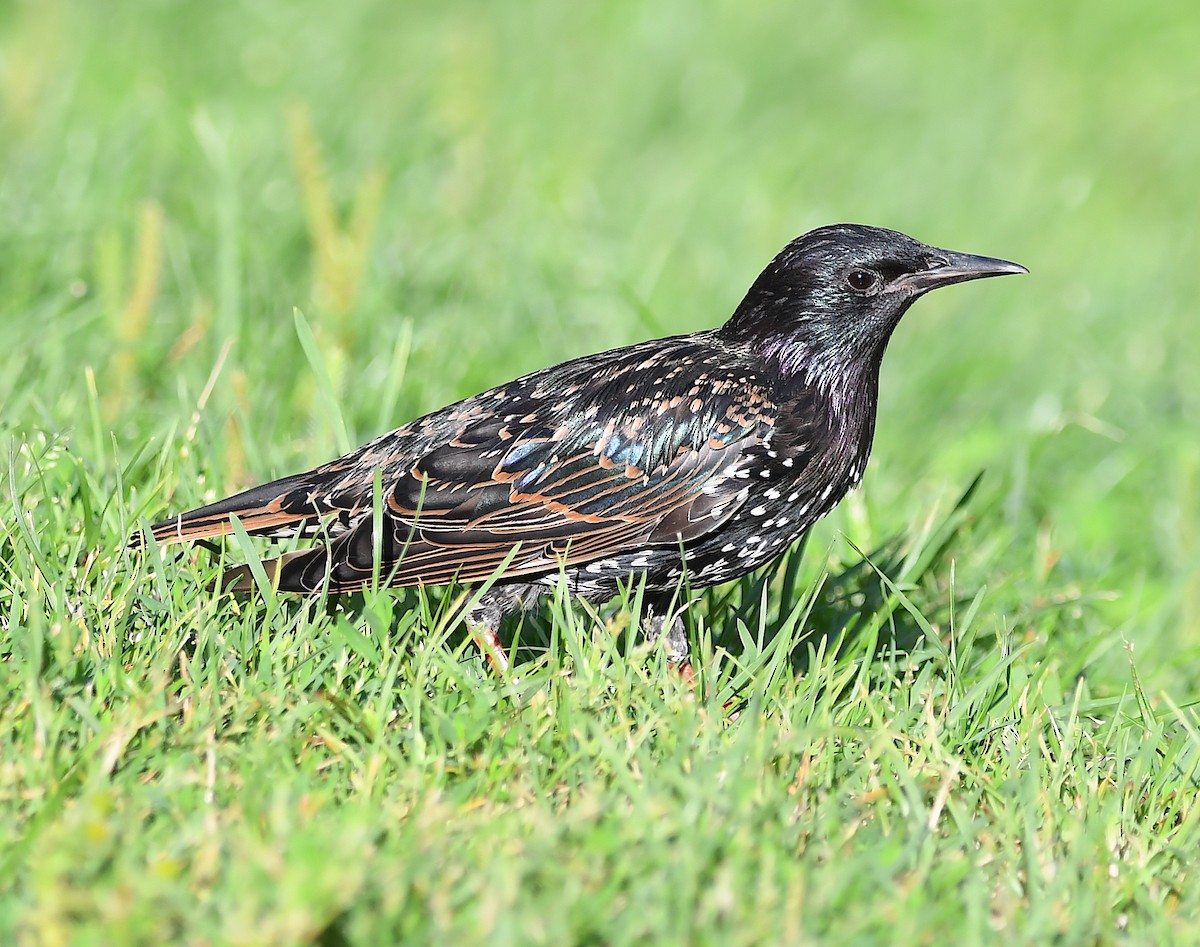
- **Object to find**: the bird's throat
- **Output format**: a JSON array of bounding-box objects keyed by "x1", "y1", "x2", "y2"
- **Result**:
[{"x1": 763, "y1": 334, "x2": 882, "y2": 462}]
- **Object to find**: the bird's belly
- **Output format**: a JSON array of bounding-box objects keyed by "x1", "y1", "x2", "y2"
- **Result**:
[
  {"x1": 679, "y1": 489, "x2": 820, "y2": 585},
  {"x1": 562, "y1": 473, "x2": 849, "y2": 596}
]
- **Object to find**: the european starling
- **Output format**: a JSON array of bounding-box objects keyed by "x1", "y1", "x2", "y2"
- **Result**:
[{"x1": 138, "y1": 224, "x2": 1025, "y2": 672}]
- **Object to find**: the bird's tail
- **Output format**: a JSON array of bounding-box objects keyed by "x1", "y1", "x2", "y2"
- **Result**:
[{"x1": 131, "y1": 472, "x2": 324, "y2": 549}]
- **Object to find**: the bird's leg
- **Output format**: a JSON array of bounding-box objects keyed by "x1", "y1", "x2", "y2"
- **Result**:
[
  {"x1": 464, "y1": 583, "x2": 542, "y2": 678},
  {"x1": 469, "y1": 620, "x2": 511, "y2": 676},
  {"x1": 466, "y1": 596, "x2": 512, "y2": 676},
  {"x1": 642, "y1": 594, "x2": 740, "y2": 710},
  {"x1": 643, "y1": 593, "x2": 693, "y2": 681}
]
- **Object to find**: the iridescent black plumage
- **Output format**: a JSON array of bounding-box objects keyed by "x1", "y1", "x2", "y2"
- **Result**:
[{"x1": 138, "y1": 224, "x2": 1025, "y2": 670}]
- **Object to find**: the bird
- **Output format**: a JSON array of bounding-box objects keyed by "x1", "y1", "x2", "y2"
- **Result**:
[{"x1": 135, "y1": 224, "x2": 1025, "y2": 674}]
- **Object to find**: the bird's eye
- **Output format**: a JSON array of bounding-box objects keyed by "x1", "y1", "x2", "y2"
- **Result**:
[{"x1": 845, "y1": 269, "x2": 879, "y2": 292}]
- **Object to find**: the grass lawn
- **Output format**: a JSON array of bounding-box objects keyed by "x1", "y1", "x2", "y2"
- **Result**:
[{"x1": 3, "y1": 1, "x2": 1200, "y2": 943}]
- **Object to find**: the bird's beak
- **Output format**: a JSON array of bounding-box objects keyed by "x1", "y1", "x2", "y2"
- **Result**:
[{"x1": 899, "y1": 249, "x2": 1028, "y2": 293}]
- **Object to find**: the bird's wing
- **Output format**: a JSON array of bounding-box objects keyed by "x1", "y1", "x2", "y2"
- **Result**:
[{"x1": 267, "y1": 341, "x2": 783, "y2": 592}]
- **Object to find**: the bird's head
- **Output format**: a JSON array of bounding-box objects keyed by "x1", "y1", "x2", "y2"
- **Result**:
[{"x1": 719, "y1": 224, "x2": 1026, "y2": 380}]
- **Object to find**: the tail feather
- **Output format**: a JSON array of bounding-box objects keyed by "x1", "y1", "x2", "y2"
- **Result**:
[
  {"x1": 211, "y1": 549, "x2": 316, "y2": 594},
  {"x1": 133, "y1": 472, "x2": 325, "y2": 548}
]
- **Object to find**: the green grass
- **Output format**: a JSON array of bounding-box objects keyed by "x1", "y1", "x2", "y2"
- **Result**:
[{"x1": 3, "y1": 1, "x2": 1200, "y2": 943}]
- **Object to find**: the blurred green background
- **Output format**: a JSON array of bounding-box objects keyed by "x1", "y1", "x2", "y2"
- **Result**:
[
  {"x1": 3, "y1": 0, "x2": 1200, "y2": 941},
  {"x1": 4, "y1": 0, "x2": 1197, "y2": 677}
]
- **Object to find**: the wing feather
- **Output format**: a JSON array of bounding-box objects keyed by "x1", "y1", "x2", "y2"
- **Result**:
[{"x1": 144, "y1": 333, "x2": 787, "y2": 594}]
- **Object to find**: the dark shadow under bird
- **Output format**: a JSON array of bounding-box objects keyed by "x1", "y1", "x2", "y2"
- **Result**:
[{"x1": 134, "y1": 224, "x2": 1025, "y2": 672}]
